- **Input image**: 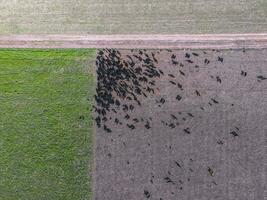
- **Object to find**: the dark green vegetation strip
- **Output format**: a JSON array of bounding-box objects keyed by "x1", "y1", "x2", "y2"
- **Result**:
[{"x1": 0, "y1": 49, "x2": 96, "y2": 200}]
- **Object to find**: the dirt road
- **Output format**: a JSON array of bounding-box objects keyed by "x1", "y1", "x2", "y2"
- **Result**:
[{"x1": 1, "y1": 34, "x2": 267, "y2": 49}]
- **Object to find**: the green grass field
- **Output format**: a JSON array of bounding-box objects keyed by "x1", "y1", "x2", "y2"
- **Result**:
[{"x1": 0, "y1": 49, "x2": 96, "y2": 200}]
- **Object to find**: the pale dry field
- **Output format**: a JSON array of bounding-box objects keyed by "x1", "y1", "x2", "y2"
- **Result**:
[{"x1": 0, "y1": 0, "x2": 267, "y2": 34}]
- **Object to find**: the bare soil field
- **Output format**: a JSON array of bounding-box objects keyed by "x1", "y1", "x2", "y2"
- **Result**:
[{"x1": 93, "y1": 48, "x2": 267, "y2": 200}]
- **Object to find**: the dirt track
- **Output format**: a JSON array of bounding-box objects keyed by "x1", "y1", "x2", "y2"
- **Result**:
[{"x1": 1, "y1": 34, "x2": 267, "y2": 49}]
